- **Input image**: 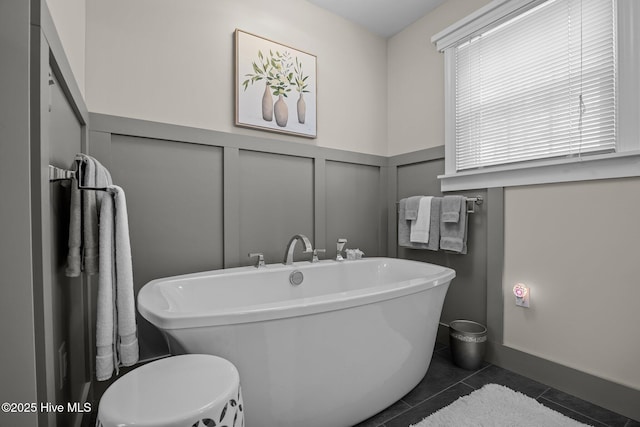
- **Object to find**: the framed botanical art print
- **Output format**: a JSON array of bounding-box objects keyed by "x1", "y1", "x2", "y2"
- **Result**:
[{"x1": 235, "y1": 29, "x2": 317, "y2": 138}]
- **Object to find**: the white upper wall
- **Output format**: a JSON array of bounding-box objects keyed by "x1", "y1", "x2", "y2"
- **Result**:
[
  {"x1": 386, "y1": 0, "x2": 490, "y2": 156},
  {"x1": 45, "y1": 0, "x2": 86, "y2": 95},
  {"x1": 503, "y1": 179, "x2": 640, "y2": 390},
  {"x1": 84, "y1": 0, "x2": 388, "y2": 156}
]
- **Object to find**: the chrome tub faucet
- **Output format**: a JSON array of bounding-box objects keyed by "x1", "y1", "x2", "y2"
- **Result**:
[{"x1": 283, "y1": 234, "x2": 313, "y2": 265}]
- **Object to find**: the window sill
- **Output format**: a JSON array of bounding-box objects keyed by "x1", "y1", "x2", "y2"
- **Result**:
[{"x1": 438, "y1": 150, "x2": 640, "y2": 191}]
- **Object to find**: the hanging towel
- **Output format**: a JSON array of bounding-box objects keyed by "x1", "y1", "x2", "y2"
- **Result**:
[
  {"x1": 95, "y1": 185, "x2": 138, "y2": 381},
  {"x1": 399, "y1": 198, "x2": 428, "y2": 249},
  {"x1": 398, "y1": 198, "x2": 412, "y2": 247},
  {"x1": 81, "y1": 156, "x2": 99, "y2": 274},
  {"x1": 441, "y1": 195, "x2": 464, "y2": 223},
  {"x1": 404, "y1": 196, "x2": 423, "y2": 220},
  {"x1": 79, "y1": 154, "x2": 113, "y2": 275},
  {"x1": 96, "y1": 189, "x2": 116, "y2": 381},
  {"x1": 112, "y1": 185, "x2": 139, "y2": 367},
  {"x1": 65, "y1": 154, "x2": 114, "y2": 276},
  {"x1": 65, "y1": 165, "x2": 82, "y2": 277},
  {"x1": 398, "y1": 197, "x2": 441, "y2": 251},
  {"x1": 92, "y1": 157, "x2": 113, "y2": 200},
  {"x1": 440, "y1": 197, "x2": 468, "y2": 254},
  {"x1": 410, "y1": 196, "x2": 433, "y2": 243},
  {"x1": 426, "y1": 197, "x2": 442, "y2": 251}
]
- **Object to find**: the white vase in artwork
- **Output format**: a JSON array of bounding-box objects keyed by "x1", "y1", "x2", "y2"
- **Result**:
[
  {"x1": 274, "y1": 95, "x2": 288, "y2": 127},
  {"x1": 262, "y1": 84, "x2": 273, "y2": 122},
  {"x1": 297, "y1": 93, "x2": 306, "y2": 124}
]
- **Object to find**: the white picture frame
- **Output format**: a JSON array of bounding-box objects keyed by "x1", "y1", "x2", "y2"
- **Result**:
[{"x1": 235, "y1": 29, "x2": 317, "y2": 138}]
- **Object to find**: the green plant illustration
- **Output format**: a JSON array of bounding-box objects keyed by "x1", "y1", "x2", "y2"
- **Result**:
[
  {"x1": 293, "y1": 57, "x2": 310, "y2": 94},
  {"x1": 242, "y1": 50, "x2": 309, "y2": 98},
  {"x1": 242, "y1": 49, "x2": 272, "y2": 90},
  {"x1": 267, "y1": 50, "x2": 293, "y2": 97}
]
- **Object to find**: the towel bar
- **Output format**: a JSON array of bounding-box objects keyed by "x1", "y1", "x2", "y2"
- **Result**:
[
  {"x1": 49, "y1": 164, "x2": 76, "y2": 181},
  {"x1": 48, "y1": 160, "x2": 109, "y2": 191},
  {"x1": 395, "y1": 195, "x2": 483, "y2": 214},
  {"x1": 465, "y1": 196, "x2": 483, "y2": 213}
]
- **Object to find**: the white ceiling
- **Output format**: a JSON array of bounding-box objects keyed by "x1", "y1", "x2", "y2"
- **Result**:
[{"x1": 306, "y1": 0, "x2": 446, "y2": 38}]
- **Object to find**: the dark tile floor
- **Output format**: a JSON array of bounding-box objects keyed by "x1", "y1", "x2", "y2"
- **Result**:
[{"x1": 355, "y1": 344, "x2": 640, "y2": 427}]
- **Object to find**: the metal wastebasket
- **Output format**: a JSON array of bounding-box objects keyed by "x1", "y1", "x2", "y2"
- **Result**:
[{"x1": 449, "y1": 320, "x2": 487, "y2": 370}]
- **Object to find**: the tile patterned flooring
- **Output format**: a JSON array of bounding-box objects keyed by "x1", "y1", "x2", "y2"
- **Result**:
[{"x1": 355, "y1": 343, "x2": 640, "y2": 427}]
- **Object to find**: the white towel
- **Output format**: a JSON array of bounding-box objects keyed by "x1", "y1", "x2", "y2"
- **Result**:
[
  {"x1": 82, "y1": 156, "x2": 99, "y2": 275},
  {"x1": 112, "y1": 185, "x2": 138, "y2": 367},
  {"x1": 95, "y1": 185, "x2": 138, "y2": 381},
  {"x1": 410, "y1": 196, "x2": 433, "y2": 243},
  {"x1": 66, "y1": 154, "x2": 114, "y2": 276},
  {"x1": 79, "y1": 154, "x2": 113, "y2": 275},
  {"x1": 96, "y1": 189, "x2": 116, "y2": 381},
  {"x1": 92, "y1": 157, "x2": 113, "y2": 203}
]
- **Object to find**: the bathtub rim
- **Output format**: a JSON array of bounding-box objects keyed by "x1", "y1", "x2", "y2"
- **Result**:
[{"x1": 138, "y1": 257, "x2": 456, "y2": 330}]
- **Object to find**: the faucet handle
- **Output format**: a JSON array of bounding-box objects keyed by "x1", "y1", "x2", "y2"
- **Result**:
[
  {"x1": 312, "y1": 249, "x2": 326, "y2": 263},
  {"x1": 248, "y1": 252, "x2": 265, "y2": 268}
]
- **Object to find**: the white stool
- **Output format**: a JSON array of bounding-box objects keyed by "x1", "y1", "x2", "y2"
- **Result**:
[{"x1": 96, "y1": 354, "x2": 244, "y2": 427}]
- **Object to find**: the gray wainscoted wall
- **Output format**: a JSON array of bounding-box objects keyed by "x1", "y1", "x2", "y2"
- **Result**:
[
  {"x1": 0, "y1": 2, "x2": 39, "y2": 427},
  {"x1": 87, "y1": 114, "x2": 492, "y2": 362},
  {"x1": 0, "y1": 4, "x2": 94, "y2": 427},
  {"x1": 386, "y1": 147, "x2": 490, "y2": 341},
  {"x1": 88, "y1": 114, "x2": 388, "y2": 359},
  {"x1": 48, "y1": 70, "x2": 89, "y2": 427}
]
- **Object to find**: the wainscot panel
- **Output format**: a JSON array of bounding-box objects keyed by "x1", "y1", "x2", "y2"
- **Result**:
[
  {"x1": 326, "y1": 161, "x2": 382, "y2": 259},
  {"x1": 238, "y1": 150, "x2": 315, "y2": 265},
  {"x1": 111, "y1": 135, "x2": 224, "y2": 359}
]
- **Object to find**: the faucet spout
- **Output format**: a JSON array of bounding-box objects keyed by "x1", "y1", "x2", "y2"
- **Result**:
[{"x1": 283, "y1": 234, "x2": 313, "y2": 265}]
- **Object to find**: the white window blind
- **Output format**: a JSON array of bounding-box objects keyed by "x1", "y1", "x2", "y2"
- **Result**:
[{"x1": 454, "y1": 0, "x2": 616, "y2": 171}]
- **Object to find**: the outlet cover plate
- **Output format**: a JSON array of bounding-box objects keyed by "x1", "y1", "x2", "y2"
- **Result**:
[{"x1": 516, "y1": 294, "x2": 530, "y2": 308}]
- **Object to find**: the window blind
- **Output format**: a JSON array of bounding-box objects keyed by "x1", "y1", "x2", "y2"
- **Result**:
[{"x1": 454, "y1": 0, "x2": 616, "y2": 171}]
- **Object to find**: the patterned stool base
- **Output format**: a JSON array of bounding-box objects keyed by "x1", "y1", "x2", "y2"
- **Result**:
[
  {"x1": 97, "y1": 385, "x2": 243, "y2": 427},
  {"x1": 191, "y1": 386, "x2": 244, "y2": 427}
]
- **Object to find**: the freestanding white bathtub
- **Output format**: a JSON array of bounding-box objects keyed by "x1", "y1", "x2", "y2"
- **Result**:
[{"x1": 138, "y1": 257, "x2": 455, "y2": 427}]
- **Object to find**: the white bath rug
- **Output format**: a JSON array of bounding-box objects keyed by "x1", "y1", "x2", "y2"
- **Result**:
[{"x1": 410, "y1": 384, "x2": 591, "y2": 427}]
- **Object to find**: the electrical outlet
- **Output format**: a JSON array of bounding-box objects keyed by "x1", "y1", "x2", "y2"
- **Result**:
[
  {"x1": 515, "y1": 293, "x2": 530, "y2": 308},
  {"x1": 58, "y1": 341, "x2": 68, "y2": 390}
]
